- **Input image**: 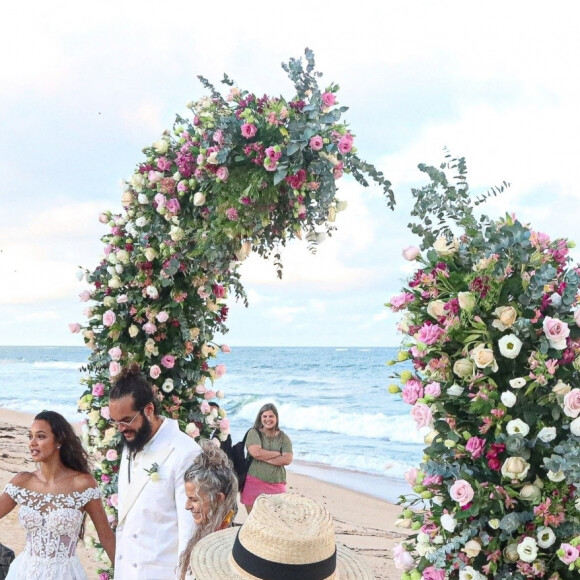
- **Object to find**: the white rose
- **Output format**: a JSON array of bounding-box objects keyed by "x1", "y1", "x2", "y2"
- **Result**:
[
  {"x1": 501, "y1": 391, "x2": 517, "y2": 407},
  {"x1": 137, "y1": 193, "x2": 149, "y2": 204},
  {"x1": 193, "y1": 192, "x2": 206, "y2": 206},
  {"x1": 128, "y1": 325, "x2": 139, "y2": 338},
  {"x1": 130, "y1": 173, "x2": 145, "y2": 191},
  {"x1": 471, "y1": 344, "x2": 498, "y2": 371},
  {"x1": 536, "y1": 526, "x2": 556, "y2": 548},
  {"x1": 553, "y1": 380, "x2": 572, "y2": 396},
  {"x1": 501, "y1": 456, "x2": 530, "y2": 480},
  {"x1": 135, "y1": 216, "x2": 149, "y2": 227},
  {"x1": 427, "y1": 300, "x2": 446, "y2": 319},
  {"x1": 575, "y1": 497, "x2": 580, "y2": 512},
  {"x1": 506, "y1": 418, "x2": 530, "y2": 436},
  {"x1": 108, "y1": 276, "x2": 122, "y2": 289},
  {"x1": 463, "y1": 540, "x2": 482, "y2": 558},
  {"x1": 537, "y1": 426, "x2": 557, "y2": 442},
  {"x1": 440, "y1": 513, "x2": 457, "y2": 532},
  {"x1": 145, "y1": 285, "x2": 159, "y2": 299},
  {"x1": 498, "y1": 334, "x2": 523, "y2": 359},
  {"x1": 457, "y1": 291, "x2": 476, "y2": 311},
  {"x1": 447, "y1": 384, "x2": 464, "y2": 396},
  {"x1": 570, "y1": 417, "x2": 580, "y2": 436},
  {"x1": 433, "y1": 235, "x2": 459, "y2": 257},
  {"x1": 170, "y1": 225, "x2": 184, "y2": 242},
  {"x1": 492, "y1": 306, "x2": 518, "y2": 331},
  {"x1": 547, "y1": 469, "x2": 565, "y2": 482},
  {"x1": 144, "y1": 247, "x2": 157, "y2": 261},
  {"x1": 516, "y1": 536, "x2": 538, "y2": 563},
  {"x1": 509, "y1": 377, "x2": 527, "y2": 389},
  {"x1": 153, "y1": 138, "x2": 169, "y2": 154}
]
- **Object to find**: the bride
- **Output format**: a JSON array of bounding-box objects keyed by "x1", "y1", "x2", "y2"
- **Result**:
[{"x1": 0, "y1": 410, "x2": 115, "y2": 579}]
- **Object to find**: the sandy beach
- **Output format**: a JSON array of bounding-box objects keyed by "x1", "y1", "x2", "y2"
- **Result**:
[{"x1": 0, "y1": 408, "x2": 409, "y2": 579}]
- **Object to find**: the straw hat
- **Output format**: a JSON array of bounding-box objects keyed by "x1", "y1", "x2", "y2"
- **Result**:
[{"x1": 189, "y1": 492, "x2": 374, "y2": 579}]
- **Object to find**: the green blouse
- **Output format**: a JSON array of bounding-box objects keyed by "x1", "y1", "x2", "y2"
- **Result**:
[{"x1": 246, "y1": 428, "x2": 293, "y2": 484}]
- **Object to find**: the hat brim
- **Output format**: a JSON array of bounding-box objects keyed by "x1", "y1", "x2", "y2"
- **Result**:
[{"x1": 189, "y1": 527, "x2": 374, "y2": 580}]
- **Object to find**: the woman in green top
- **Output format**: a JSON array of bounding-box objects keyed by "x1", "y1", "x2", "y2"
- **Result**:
[{"x1": 240, "y1": 403, "x2": 293, "y2": 513}]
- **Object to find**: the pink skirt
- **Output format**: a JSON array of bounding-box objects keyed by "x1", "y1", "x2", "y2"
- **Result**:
[{"x1": 240, "y1": 474, "x2": 287, "y2": 506}]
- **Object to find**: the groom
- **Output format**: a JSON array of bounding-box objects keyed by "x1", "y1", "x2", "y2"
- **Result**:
[{"x1": 109, "y1": 364, "x2": 200, "y2": 579}]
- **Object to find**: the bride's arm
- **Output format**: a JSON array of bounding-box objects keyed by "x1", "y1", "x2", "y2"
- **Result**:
[{"x1": 85, "y1": 495, "x2": 116, "y2": 564}]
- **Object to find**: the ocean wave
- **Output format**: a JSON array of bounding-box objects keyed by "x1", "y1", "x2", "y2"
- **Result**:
[{"x1": 32, "y1": 361, "x2": 83, "y2": 370}]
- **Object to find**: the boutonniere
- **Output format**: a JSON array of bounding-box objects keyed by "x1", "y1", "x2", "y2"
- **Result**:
[{"x1": 145, "y1": 462, "x2": 160, "y2": 482}]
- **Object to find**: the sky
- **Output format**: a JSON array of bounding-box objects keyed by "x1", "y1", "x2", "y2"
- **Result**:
[{"x1": 1, "y1": 1, "x2": 580, "y2": 347}]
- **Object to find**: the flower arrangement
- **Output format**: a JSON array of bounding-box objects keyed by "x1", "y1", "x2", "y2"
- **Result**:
[
  {"x1": 70, "y1": 49, "x2": 393, "y2": 575},
  {"x1": 145, "y1": 462, "x2": 160, "y2": 482},
  {"x1": 388, "y1": 155, "x2": 580, "y2": 579}
]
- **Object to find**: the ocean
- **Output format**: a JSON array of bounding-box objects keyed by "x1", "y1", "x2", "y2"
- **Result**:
[{"x1": 0, "y1": 345, "x2": 423, "y2": 502}]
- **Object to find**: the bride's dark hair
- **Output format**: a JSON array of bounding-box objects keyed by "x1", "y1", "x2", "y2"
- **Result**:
[{"x1": 177, "y1": 440, "x2": 238, "y2": 580}]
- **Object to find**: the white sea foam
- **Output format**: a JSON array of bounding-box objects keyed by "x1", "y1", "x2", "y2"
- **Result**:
[{"x1": 32, "y1": 361, "x2": 83, "y2": 370}]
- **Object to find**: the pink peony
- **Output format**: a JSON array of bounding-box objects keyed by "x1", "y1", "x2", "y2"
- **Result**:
[
  {"x1": 465, "y1": 436, "x2": 486, "y2": 459},
  {"x1": 109, "y1": 494, "x2": 119, "y2": 508},
  {"x1": 449, "y1": 479, "x2": 475, "y2": 506},
  {"x1": 102, "y1": 310, "x2": 116, "y2": 327},
  {"x1": 92, "y1": 383, "x2": 105, "y2": 397},
  {"x1": 68, "y1": 322, "x2": 81, "y2": 333},
  {"x1": 149, "y1": 365, "x2": 161, "y2": 379},
  {"x1": 241, "y1": 123, "x2": 257, "y2": 138},
  {"x1": 321, "y1": 92, "x2": 336, "y2": 107},
  {"x1": 100, "y1": 474, "x2": 110, "y2": 483},
  {"x1": 410, "y1": 403, "x2": 432, "y2": 429},
  {"x1": 105, "y1": 449, "x2": 118, "y2": 462},
  {"x1": 309, "y1": 135, "x2": 324, "y2": 150},
  {"x1": 542, "y1": 316, "x2": 570, "y2": 349},
  {"x1": 215, "y1": 363, "x2": 226, "y2": 377},
  {"x1": 161, "y1": 354, "x2": 175, "y2": 369}
]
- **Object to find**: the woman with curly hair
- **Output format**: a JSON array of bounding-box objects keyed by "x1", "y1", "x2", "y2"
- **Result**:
[
  {"x1": 0, "y1": 410, "x2": 115, "y2": 579},
  {"x1": 177, "y1": 440, "x2": 238, "y2": 580}
]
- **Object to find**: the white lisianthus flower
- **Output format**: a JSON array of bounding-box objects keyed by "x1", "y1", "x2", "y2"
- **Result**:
[
  {"x1": 457, "y1": 291, "x2": 476, "y2": 311},
  {"x1": 440, "y1": 513, "x2": 457, "y2": 532},
  {"x1": 130, "y1": 172, "x2": 145, "y2": 191},
  {"x1": 488, "y1": 519, "x2": 500, "y2": 529},
  {"x1": 145, "y1": 285, "x2": 159, "y2": 299},
  {"x1": 153, "y1": 138, "x2": 169, "y2": 154},
  {"x1": 501, "y1": 391, "x2": 517, "y2": 408},
  {"x1": 137, "y1": 193, "x2": 149, "y2": 204},
  {"x1": 575, "y1": 497, "x2": 580, "y2": 512},
  {"x1": 570, "y1": 417, "x2": 580, "y2": 436},
  {"x1": 516, "y1": 536, "x2": 538, "y2": 563},
  {"x1": 537, "y1": 426, "x2": 557, "y2": 442},
  {"x1": 509, "y1": 377, "x2": 527, "y2": 389},
  {"x1": 536, "y1": 526, "x2": 556, "y2": 548},
  {"x1": 193, "y1": 192, "x2": 206, "y2": 206},
  {"x1": 547, "y1": 469, "x2": 565, "y2": 482},
  {"x1": 459, "y1": 567, "x2": 486, "y2": 580},
  {"x1": 135, "y1": 216, "x2": 149, "y2": 227},
  {"x1": 506, "y1": 418, "x2": 530, "y2": 436},
  {"x1": 447, "y1": 384, "x2": 464, "y2": 396},
  {"x1": 498, "y1": 334, "x2": 523, "y2": 359},
  {"x1": 161, "y1": 379, "x2": 174, "y2": 393},
  {"x1": 433, "y1": 235, "x2": 459, "y2": 257}
]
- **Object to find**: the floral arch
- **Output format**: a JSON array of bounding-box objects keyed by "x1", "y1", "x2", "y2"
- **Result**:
[{"x1": 72, "y1": 49, "x2": 393, "y2": 575}]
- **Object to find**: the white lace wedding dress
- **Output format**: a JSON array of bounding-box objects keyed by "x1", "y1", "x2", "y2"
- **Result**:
[{"x1": 4, "y1": 483, "x2": 101, "y2": 580}]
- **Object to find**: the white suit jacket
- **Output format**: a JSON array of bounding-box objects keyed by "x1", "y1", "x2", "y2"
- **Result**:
[{"x1": 114, "y1": 418, "x2": 200, "y2": 580}]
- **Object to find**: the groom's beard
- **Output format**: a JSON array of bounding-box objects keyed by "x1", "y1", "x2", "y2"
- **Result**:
[{"x1": 122, "y1": 414, "x2": 153, "y2": 453}]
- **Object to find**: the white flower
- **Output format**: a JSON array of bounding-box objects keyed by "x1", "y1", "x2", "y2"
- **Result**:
[
  {"x1": 433, "y1": 235, "x2": 459, "y2": 257},
  {"x1": 516, "y1": 536, "x2": 538, "y2": 563},
  {"x1": 153, "y1": 138, "x2": 169, "y2": 154},
  {"x1": 506, "y1": 418, "x2": 530, "y2": 436},
  {"x1": 463, "y1": 540, "x2": 482, "y2": 558},
  {"x1": 440, "y1": 513, "x2": 457, "y2": 532},
  {"x1": 509, "y1": 377, "x2": 527, "y2": 389},
  {"x1": 135, "y1": 216, "x2": 149, "y2": 227},
  {"x1": 145, "y1": 285, "x2": 159, "y2": 299},
  {"x1": 498, "y1": 334, "x2": 523, "y2": 359},
  {"x1": 459, "y1": 566, "x2": 486, "y2": 580},
  {"x1": 536, "y1": 526, "x2": 556, "y2": 548},
  {"x1": 537, "y1": 426, "x2": 557, "y2": 442},
  {"x1": 501, "y1": 391, "x2": 517, "y2": 407},
  {"x1": 570, "y1": 417, "x2": 580, "y2": 436},
  {"x1": 137, "y1": 193, "x2": 149, "y2": 204},
  {"x1": 447, "y1": 384, "x2": 464, "y2": 396},
  {"x1": 161, "y1": 379, "x2": 174, "y2": 393},
  {"x1": 193, "y1": 192, "x2": 206, "y2": 206},
  {"x1": 547, "y1": 469, "x2": 565, "y2": 482}
]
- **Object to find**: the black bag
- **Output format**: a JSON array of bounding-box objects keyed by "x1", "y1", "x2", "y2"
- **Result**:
[
  {"x1": 0, "y1": 543, "x2": 15, "y2": 580},
  {"x1": 230, "y1": 428, "x2": 261, "y2": 492}
]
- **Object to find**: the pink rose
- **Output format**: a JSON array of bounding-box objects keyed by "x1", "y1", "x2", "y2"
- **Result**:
[
  {"x1": 575, "y1": 309, "x2": 580, "y2": 327},
  {"x1": 102, "y1": 310, "x2": 116, "y2": 327},
  {"x1": 465, "y1": 436, "x2": 486, "y2": 459},
  {"x1": 92, "y1": 383, "x2": 105, "y2": 397},
  {"x1": 310, "y1": 135, "x2": 324, "y2": 151},
  {"x1": 241, "y1": 123, "x2": 257, "y2": 138},
  {"x1": 558, "y1": 543, "x2": 579, "y2": 564},
  {"x1": 415, "y1": 322, "x2": 444, "y2": 345},
  {"x1": 424, "y1": 382, "x2": 441, "y2": 398},
  {"x1": 105, "y1": 449, "x2": 118, "y2": 462},
  {"x1": 215, "y1": 363, "x2": 226, "y2": 377},
  {"x1": 393, "y1": 544, "x2": 415, "y2": 571},
  {"x1": 109, "y1": 362, "x2": 121, "y2": 377},
  {"x1": 410, "y1": 403, "x2": 432, "y2": 429},
  {"x1": 165, "y1": 198, "x2": 181, "y2": 214},
  {"x1": 143, "y1": 322, "x2": 157, "y2": 335},
  {"x1": 449, "y1": 479, "x2": 474, "y2": 506},
  {"x1": 156, "y1": 311, "x2": 169, "y2": 323},
  {"x1": 149, "y1": 365, "x2": 161, "y2": 379},
  {"x1": 402, "y1": 246, "x2": 420, "y2": 261},
  {"x1": 321, "y1": 92, "x2": 336, "y2": 107},
  {"x1": 221, "y1": 344, "x2": 231, "y2": 353},
  {"x1": 79, "y1": 290, "x2": 91, "y2": 302},
  {"x1": 200, "y1": 401, "x2": 211, "y2": 414},
  {"x1": 161, "y1": 354, "x2": 175, "y2": 369},
  {"x1": 195, "y1": 384, "x2": 207, "y2": 394},
  {"x1": 204, "y1": 390, "x2": 216, "y2": 400},
  {"x1": 154, "y1": 193, "x2": 166, "y2": 208},
  {"x1": 100, "y1": 406, "x2": 110, "y2": 420},
  {"x1": 563, "y1": 388, "x2": 580, "y2": 418},
  {"x1": 216, "y1": 167, "x2": 229, "y2": 182},
  {"x1": 109, "y1": 493, "x2": 119, "y2": 508},
  {"x1": 402, "y1": 380, "x2": 423, "y2": 405},
  {"x1": 543, "y1": 316, "x2": 570, "y2": 349},
  {"x1": 68, "y1": 322, "x2": 81, "y2": 333},
  {"x1": 219, "y1": 418, "x2": 230, "y2": 431},
  {"x1": 404, "y1": 467, "x2": 418, "y2": 487},
  {"x1": 422, "y1": 567, "x2": 446, "y2": 580},
  {"x1": 108, "y1": 346, "x2": 122, "y2": 361},
  {"x1": 213, "y1": 284, "x2": 226, "y2": 298}
]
